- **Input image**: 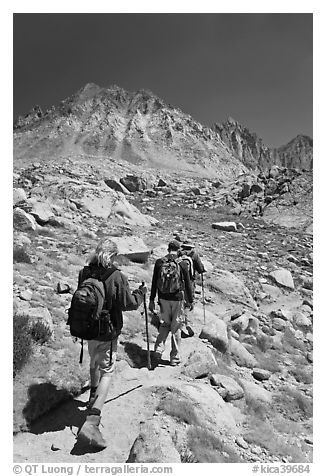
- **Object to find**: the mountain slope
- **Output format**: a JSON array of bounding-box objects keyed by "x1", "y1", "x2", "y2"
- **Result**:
[
  {"x1": 213, "y1": 118, "x2": 313, "y2": 171},
  {"x1": 14, "y1": 83, "x2": 247, "y2": 180}
]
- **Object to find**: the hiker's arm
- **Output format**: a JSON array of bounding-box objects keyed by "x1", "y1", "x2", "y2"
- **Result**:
[
  {"x1": 192, "y1": 252, "x2": 206, "y2": 274},
  {"x1": 117, "y1": 273, "x2": 144, "y2": 311},
  {"x1": 181, "y1": 264, "x2": 194, "y2": 304},
  {"x1": 149, "y1": 260, "x2": 159, "y2": 302}
]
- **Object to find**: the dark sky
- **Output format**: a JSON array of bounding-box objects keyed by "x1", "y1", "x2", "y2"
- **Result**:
[{"x1": 13, "y1": 13, "x2": 312, "y2": 148}]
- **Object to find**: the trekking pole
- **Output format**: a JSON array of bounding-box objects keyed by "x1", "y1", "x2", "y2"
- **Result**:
[
  {"x1": 201, "y1": 273, "x2": 206, "y2": 326},
  {"x1": 142, "y1": 281, "x2": 152, "y2": 370}
]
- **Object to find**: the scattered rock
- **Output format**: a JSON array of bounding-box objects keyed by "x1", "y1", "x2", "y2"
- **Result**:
[
  {"x1": 30, "y1": 200, "x2": 56, "y2": 224},
  {"x1": 19, "y1": 290, "x2": 33, "y2": 301},
  {"x1": 235, "y1": 436, "x2": 249, "y2": 449},
  {"x1": 252, "y1": 368, "x2": 271, "y2": 381},
  {"x1": 182, "y1": 342, "x2": 217, "y2": 379},
  {"x1": 13, "y1": 208, "x2": 37, "y2": 231},
  {"x1": 109, "y1": 236, "x2": 150, "y2": 263},
  {"x1": 13, "y1": 188, "x2": 27, "y2": 206},
  {"x1": 269, "y1": 268, "x2": 294, "y2": 289},
  {"x1": 120, "y1": 175, "x2": 147, "y2": 192},
  {"x1": 272, "y1": 318, "x2": 288, "y2": 331},
  {"x1": 127, "y1": 419, "x2": 181, "y2": 463},
  {"x1": 229, "y1": 337, "x2": 257, "y2": 368},
  {"x1": 231, "y1": 312, "x2": 259, "y2": 335},
  {"x1": 104, "y1": 178, "x2": 130, "y2": 194},
  {"x1": 240, "y1": 379, "x2": 273, "y2": 403},
  {"x1": 212, "y1": 221, "x2": 238, "y2": 232},
  {"x1": 199, "y1": 317, "x2": 229, "y2": 353},
  {"x1": 210, "y1": 374, "x2": 244, "y2": 401},
  {"x1": 293, "y1": 311, "x2": 312, "y2": 329},
  {"x1": 208, "y1": 269, "x2": 257, "y2": 310}
]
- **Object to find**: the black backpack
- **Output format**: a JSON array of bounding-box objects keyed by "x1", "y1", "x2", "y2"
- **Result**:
[
  {"x1": 157, "y1": 256, "x2": 183, "y2": 294},
  {"x1": 67, "y1": 267, "x2": 118, "y2": 357}
]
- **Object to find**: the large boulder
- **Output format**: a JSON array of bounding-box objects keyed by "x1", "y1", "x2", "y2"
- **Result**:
[
  {"x1": 210, "y1": 374, "x2": 244, "y2": 401},
  {"x1": 13, "y1": 188, "x2": 27, "y2": 206},
  {"x1": 231, "y1": 312, "x2": 259, "y2": 335},
  {"x1": 108, "y1": 236, "x2": 150, "y2": 263},
  {"x1": 120, "y1": 175, "x2": 147, "y2": 192},
  {"x1": 199, "y1": 317, "x2": 229, "y2": 353},
  {"x1": 181, "y1": 341, "x2": 218, "y2": 379},
  {"x1": 207, "y1": 269, "x2": 257, "y2": 310},
  {"x1": 239, "y1": 379, "x2": 273, "y2": 403},
  {"x1": 269, "y1": 268, "x2": 295, "y2": 290},
  {"x1": 104, "y1": 178, "x2": 130, "y2": 194},
  {"x1": 127, "y1": 419, "x2": 181, "y2": 463},
  {"x1": 229, "y1": 337, "x2": 257, "y2": 368},
  {"x1": 170, "y1": 381, "x2": 240, "y2": 434},
  {"x1": 13, "y1": 208, "x2": 37, "y2": 231},
  {"x1": 30, "y1": 200, "x2": 56, "y2": 225},
  {"x1": 212, "y1": 221, "x2": 238, "y2": 232},
  {"x1": 79, "y1": 191, "x2": 157, "y2": 226}
]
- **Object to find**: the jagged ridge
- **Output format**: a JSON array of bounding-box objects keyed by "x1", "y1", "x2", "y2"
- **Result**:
[{"x1": 213, "y1": 118, "x2": 313, "y2": 171}]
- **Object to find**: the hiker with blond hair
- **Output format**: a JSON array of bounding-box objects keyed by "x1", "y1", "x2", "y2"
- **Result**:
[
  {"x1": 149, "y1": 240, "x2": 193, "y2": 366},
  {"x1": 72, "y1": 239, "x2": 146, "y2": 449}
]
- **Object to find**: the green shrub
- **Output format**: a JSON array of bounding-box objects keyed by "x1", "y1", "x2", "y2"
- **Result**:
[
  {"x1": 13, "y1": 246, "x2": 32, "y2": 264},
  {"x1": 30, "y1": 320, "x2": 52, "y2": 344},
  {"x1": 13, "y1": 313, "x2": 33, "y2": 377}
]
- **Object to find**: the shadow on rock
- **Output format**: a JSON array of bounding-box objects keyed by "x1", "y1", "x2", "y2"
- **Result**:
[
  {"x1": 70, "y1": 440, "x2": 105, "y2": 456},
  {"x1": 24, "y1": 383, "x2": 88, "y2": 435},
  {"x1": 122, "y1": 342, "x2": 151, "y2": 368}
]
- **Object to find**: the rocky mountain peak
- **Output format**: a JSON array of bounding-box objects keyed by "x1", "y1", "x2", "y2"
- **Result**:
[{"x1": 213, "y1": 119, "x2": 312, "y2": 172}]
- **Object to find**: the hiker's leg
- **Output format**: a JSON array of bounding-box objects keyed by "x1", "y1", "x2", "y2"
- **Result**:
[
  {"x1": 154, "y1": 299, "x2": 171, "y2": 355},
  {"x1": 170, "y1": 301, "x2": 184, "y2": 364},
  {"x1": 88, "y1": 340, "x2": 100, "y2": 387},
  {"x1": 90, "y1": 339, "x2": 117, "y2": 412}
]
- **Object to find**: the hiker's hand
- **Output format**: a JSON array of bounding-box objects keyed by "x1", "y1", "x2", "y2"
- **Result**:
[
  {"x1": 149, "y1": 300, "x2": 155, "y2": 312},
  {"x1": 188, "y1": 303, "x2": 194, "y2": 311},
  {"x1": 139, "y1": 283, "x2": 147, "y2": 295}
]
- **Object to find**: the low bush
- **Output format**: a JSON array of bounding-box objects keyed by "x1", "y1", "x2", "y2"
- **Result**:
[
  {"x1": 157, "y1": 391, "x2": 199, "y2": 426},
  {"x1": 274, "y1": 386, "x2": 313, "y2": 420},
  {"x1": 13, "y1": 313, "x2": 33, "y2": 377},
  {"x1": 30, "y1": 320, "x2": 52, "y2": 344},
  {"x1": 13, "y1": 246, "x2": 32, "y2": 264},
  {"x1": 282, "y1": 328, "x2": 307, "y2": 353},
  {"x1": 187, "y1": 426, "x2": 241, "y2": 463},
  {"x1": 289, "y1": 365, "x2": 313, "y2": 385}
]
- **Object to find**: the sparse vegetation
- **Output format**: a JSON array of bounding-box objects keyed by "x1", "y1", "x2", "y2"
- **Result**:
[
  {"x1": 157, "y1": 391, "x2": 199, "y2": 426},
  {"x1": 13, "y1": 313, "x2": 33, "y2": 377},
  {"x1": 30, "y1": 320, "x2": 52, "y2": 344},
  {"x1": 13, "y1": 246, "x2": 32, "y2": 264},
  {"x1": 187, "y1": 426, "x2": 241, "y2": 463}
]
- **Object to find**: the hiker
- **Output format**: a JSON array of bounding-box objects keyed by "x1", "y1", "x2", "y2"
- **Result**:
[
  {"x1": 75, "y1": 239, "x2": 146, "y2": 449},
  {"x1": 179, "y1": 241, "x2": 206, "y2": 338},
  {"x1": 149, "y1": 240, "x2": 193, "y2": 366}
]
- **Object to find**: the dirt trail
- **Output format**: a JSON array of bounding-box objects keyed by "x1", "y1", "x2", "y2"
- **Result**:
[{"x1": 13, "y1": 356, "x2": 184, "y2": 463}]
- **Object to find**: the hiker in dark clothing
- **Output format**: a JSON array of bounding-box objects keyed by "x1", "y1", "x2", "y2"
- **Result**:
[
  {"x1": 179, "y1": 241, "x2": 206, "y2": 338},
  {"x1": 77, "y1": 239, "x2": 146, "y2": 449},
  {"x1": 149, "y1": 240, "x2": 193, "y2": 366}
]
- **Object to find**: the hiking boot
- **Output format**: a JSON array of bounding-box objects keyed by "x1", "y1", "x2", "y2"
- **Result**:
[
  {"x1": 170, "y1": 359, "x2": 181, "y2": 367},
  {"x1": 77, "y1": 414, "x2": 107, "y2": 449}
]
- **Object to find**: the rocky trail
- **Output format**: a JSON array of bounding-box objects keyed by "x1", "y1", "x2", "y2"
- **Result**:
[{"x1": 13, "y1": 159, "x2": 313, "y2": 463}]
